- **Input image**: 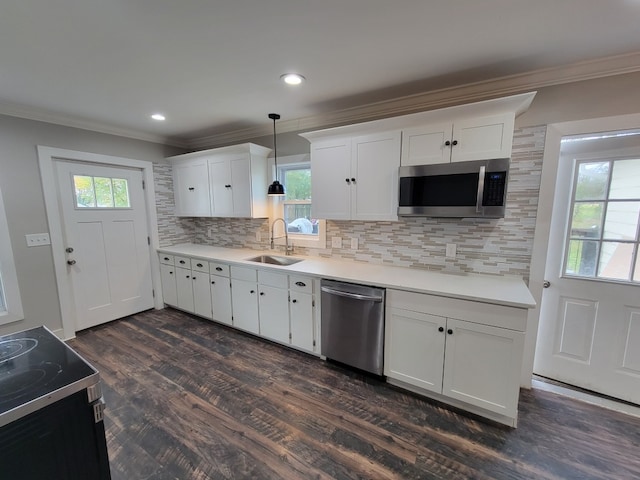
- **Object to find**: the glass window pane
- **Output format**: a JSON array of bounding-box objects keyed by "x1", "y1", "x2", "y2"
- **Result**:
[
  {"x1": 112, "y1": 178, "x2": 130, "y2": 207},
  {"x1": 284, "y1": 203, "x2": 316, "y2": 235},
  {"x1": 609, "y1": 158, "x2": 640, "y2": 200},
  {"x1": 73, "y1": 175, "x2": 95, "y2": 207},
  {"x1": 283, "y1": 168, "x2": 311, "y2": 201},
  {"x1": 603, "y1": 201, "x2": 640, "y2": 240},
  {"x1": 570, "y1": 202, "x2": 603, "y2": 239},
  {"x1": 94, "y1": 177, "x2": 114, "y2": 207},
  {"x1": 565, "y1": 240, "x2": 598, "y2": 277},
  {"x1": 598, "y1": 241, "x2": 633, "y2": 281},
  {"x1": 575, "y1": 161, "x2": 609, "y2": 201}
]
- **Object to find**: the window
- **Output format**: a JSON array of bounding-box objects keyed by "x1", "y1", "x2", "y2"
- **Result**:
[
  {"x1": 277, "y1": 161, "x2": 326, "y2": 248},
  {"x1": 73, "y1": 175, "x2": 130, "y2": 208},
  {"x1": 564, "y1": 158, "x2": 640, "y2": 283},
  {"x1": 0, "y1": 185, "x2": 24, "y2": 324}
]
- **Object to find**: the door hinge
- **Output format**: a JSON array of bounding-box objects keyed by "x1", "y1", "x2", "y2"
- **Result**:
[
  {"x1": 312, "y1": 299, "x2": 315, "y2": 307},
  {"x1": 147, "y1": 236, "x2": 151, "y2": 245},
  {"x1": 152, "y1": 289, "x2": 155, "y2": 298},
  {"x1": 289, "y1": 333, "x2": 292, "y2": 340},
  {"x1": 288, "y1": 294, "x2": 291, "y2": 302},
  {"x1": 142, "y1": 179, "x2": 146, "y2": 190}
]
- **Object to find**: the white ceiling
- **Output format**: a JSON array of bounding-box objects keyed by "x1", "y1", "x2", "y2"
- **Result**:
[{"x1": 2, "y1": 1, "x2": 640, "y2": 148}]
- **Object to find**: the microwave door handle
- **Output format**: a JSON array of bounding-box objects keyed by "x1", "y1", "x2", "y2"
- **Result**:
[{"x1": 476, "y1": 166, "x2": 486, "y2": 213}]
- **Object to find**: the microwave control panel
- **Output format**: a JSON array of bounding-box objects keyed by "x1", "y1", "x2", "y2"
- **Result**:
[{"x1": 483, "y1": 171, "x2": 507, "y2": 206}]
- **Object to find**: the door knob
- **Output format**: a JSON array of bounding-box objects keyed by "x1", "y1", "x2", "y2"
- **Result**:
[
  {"x1": 67, "y1": 259, "x2": 76, "y2": 265},
  {"x1": 543, "y1": 280, "x2": 551, "y2": 288}
]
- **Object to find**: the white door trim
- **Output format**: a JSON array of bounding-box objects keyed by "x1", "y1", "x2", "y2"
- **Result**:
[
  {"x1": 523, "y1": 113, "x2": 640, "y2": 387},
  {"x1": 37, "y1": 146, "x2": 162, "y2": 340}
]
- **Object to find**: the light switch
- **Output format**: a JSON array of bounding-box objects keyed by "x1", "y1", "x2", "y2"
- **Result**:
[
  {"x1": 26, "y1": 233, "x2": 51, "y2": 247},
  {"x1": 331, "y1": 237, "x2": 342, "y2": 248},
  {"x1": 445, "y1": 243, "x2": 457, "y2": 258}
]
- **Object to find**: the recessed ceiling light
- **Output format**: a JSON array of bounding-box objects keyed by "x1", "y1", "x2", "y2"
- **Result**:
[
  {"x1": 150, "y1": 113, "x2": 166, "y2": 121},
  {"x1": 281, "y1": 73, "x2": 305, "y2": 86}
]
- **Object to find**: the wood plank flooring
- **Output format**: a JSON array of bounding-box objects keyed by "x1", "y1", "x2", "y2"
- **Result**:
[{"x1": 68, "y1": 308, "x2": 640, "y2": 480}]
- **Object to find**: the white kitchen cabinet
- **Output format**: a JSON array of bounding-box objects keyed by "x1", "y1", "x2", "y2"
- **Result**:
[
  {"x1": 310, "y1": 131, "x2": 400, "y2": 221},
  {"x1": 175, "y1": 265, "x2": 195, "y2": 312},
  {"x1": 230, "y1": 266, "x2": 259, "y2": 334},
  {"x1": 257, "y1": 270, "x2": 289, "y2": 344},
  {"x1": 209, "y1": 262, "x2": 232, "y2": 326},
  {"x1": 401, "y1": 113, "x2": 515, "y2": 166},
  {"x1": 172, "y1": 158, "x2": 211, "y2": 216},
  {"x1": 159, "y1": 263, "x2": 178, "y2": 307},
  {"x1": 190, "y1": 259, "x2": 212, "y2": 319},
  {"x1": 207, "y1": 146, "x2": 270, "y2": 218},
  {"x1": 168, "y1": 143, "x2": 270, "y2": 219},
  {"x1": 289, "y1": 279, "x2": 316, "y2": 353},
  {"x1": 384, "y1": 289, "x2": 527, "y2": 426}
]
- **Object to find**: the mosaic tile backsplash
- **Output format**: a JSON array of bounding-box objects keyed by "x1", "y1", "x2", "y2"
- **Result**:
[{"x1": 154, "y1": 125, "x2": 546, "y2": 284}]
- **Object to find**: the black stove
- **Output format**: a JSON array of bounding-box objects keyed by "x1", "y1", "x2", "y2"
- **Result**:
[{"x1": 0, "y1": 326, "x2": 98, "y2": 428}]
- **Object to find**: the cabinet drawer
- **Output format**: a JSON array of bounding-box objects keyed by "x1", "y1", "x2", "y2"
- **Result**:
[
  {"x1": 231, "y1": 265, "x2": 257, "y2": 282},
  {"x1": 386, "y1": 289, "x2": 527, "y2": 332},
  {"x1": 174, "y1": 256, "x2": 191, "y2": 268},
  {"x1": 191, "y1": 258, "x2": 209, "y2": 273},
  {"x1": 258, "y1": 270, "x2": 288, "y2": 288},
  {"x1": 159, "y1": 254, "x2": 174, "y2": 265},
  {"x1": 209, "y1": 262, "x2": 230, "y2": 277},
  {"x1": 289, "y1": 275, "x2": 314, "y2": 294}
]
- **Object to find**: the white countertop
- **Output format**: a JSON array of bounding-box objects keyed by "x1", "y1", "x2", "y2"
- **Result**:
[{"x1": 158, "y1": 243, "x2": 536, "y2": 309}]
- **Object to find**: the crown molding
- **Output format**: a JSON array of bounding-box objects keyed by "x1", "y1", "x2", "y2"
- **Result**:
[
  {"x1": 187, "y1": 51, "x2": 640, "y2": 149},
  {"x1": 0, "y1": 101, "x2": 189, "y2": 148}
]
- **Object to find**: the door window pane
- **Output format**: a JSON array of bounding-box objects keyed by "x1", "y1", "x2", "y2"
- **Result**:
[
  {"x1": 603, "y1": 202, "x2": 640, "y2": 240},
  {"x1": 73, "y1": 175, "x2": 130, "y2": 209},
  {"x1": 609, "y1": 159, "x2": 640, "y2": 200},
  {"x1": 598, "y1": 242, "x2": 633, "y2": 280},
  {"x1": 566, "y1": 240, "x2": 598, "y2": 277},
  {"x1": 575, "y1": 161, "x2": 609, "y2": 201},
  {"x1": 570, "y1": 202, "x2": 603, "y2": 239}
]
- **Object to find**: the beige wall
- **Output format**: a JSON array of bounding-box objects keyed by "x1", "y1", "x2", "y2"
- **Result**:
[{"x1": 0, "y1": 114, "x2": 178, "y2": 337}]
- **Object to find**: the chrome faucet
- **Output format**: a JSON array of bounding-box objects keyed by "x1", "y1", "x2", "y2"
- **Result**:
[{"x1": 270, "y1": 217, "x2": 293, "y2": 255}]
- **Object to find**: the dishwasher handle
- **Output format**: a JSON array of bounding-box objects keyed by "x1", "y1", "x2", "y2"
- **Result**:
[{"x1": 321, "y1": 285, "x2": 383, "y2": 302}]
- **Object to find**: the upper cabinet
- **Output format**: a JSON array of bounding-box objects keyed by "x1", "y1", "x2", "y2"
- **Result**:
[
  {"x1": 401, "y1": 113, "x2": 515, "y2": 166},
  {"x1": 310, "y1": 131, "x2": 401, "y2": 221},
  {"x1": 168, "y1": 143, "x2": 271, "y2": 218}
]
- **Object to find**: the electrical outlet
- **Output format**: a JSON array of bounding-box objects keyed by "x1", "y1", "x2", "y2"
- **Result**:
[
  {"x1": 208, "y1": 227, "x2": 214, "y2": 238},
  {"x1": 445, "y1": 243, "x2": 457, "y2": 258},
  {"x1": 351, "y1": 238, "x2": 358, "y2": 250},
  {"x1": 331, "y1": 237, "x2": 342, "y2": 248},
  {"x1": 255, "y1": 231, "x2": 261, "y2": 242},
  {"x1": 25, "y1": 233, "x2": 51, "y2": 247}
]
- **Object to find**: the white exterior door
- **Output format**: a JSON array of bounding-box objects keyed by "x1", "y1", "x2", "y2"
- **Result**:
[
  {"x1": 534, "y1": 132, "x2": 640, "y2": 404},
  {"x1": 55, "y1": 161, "x2": 153, "y2": 331}
]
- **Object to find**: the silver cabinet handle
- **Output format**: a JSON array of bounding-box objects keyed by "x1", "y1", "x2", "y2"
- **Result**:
[{"x1": 476, "y1": 165, "x2": 486, "y2": 213}]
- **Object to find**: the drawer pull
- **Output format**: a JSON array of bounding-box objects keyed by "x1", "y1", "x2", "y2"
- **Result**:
[
  {"x1": 216, "y1": 267, "x2": 223, "y2": 272},
  {"x1": 295, "y1": 281, "x2": 306, "y2": 287},
  {"x1": 197, "y1": 263, "x2": 203, "y2": 268},
  {"x1": 179, "y1": 260, "x2": 186, "y2": 264},
  {"x1": 163, "y1": 257, "x2": 170, "y2": 261}
]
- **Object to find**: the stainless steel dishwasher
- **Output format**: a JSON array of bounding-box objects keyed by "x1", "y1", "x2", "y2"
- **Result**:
[{"x1": 320, "y1": 279, "x2": 385, "y2": 375}]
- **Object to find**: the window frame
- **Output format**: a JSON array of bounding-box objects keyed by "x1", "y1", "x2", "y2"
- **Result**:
[
  {"x1": 273, "y1": 156, "x2": 326, "y2": 249},
  {"x1": 0, "y1": 184, "x2": 24, "y2": 325},
  {"x1": 562, "y1": 156, "x2": 640, "y2": 284}
]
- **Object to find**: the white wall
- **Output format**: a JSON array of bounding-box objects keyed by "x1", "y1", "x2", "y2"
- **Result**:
[{"x1": 0, "y1": 114, "x2": 179, "y2": 336}]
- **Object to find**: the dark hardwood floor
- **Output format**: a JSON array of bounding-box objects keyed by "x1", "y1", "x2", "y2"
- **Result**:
[{"x1": 68, "y1": 308, "x2": 640, "y2": 480}]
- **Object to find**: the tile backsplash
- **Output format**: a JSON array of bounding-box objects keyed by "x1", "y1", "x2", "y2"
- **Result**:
[{"x1": 155, "y1": 125, "x2": 546, "y2": 284}]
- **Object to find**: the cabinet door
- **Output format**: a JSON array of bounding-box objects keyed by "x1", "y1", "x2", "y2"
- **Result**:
[
  {"x1": 442, "y1": 318, "x2": 524, "y2": 417},
  {"x1": 191, "y1": 272, "x2": 212, "y2": 319},
  {"x1": 230, "y1": 278, "x2": 259, "y2": 334},
  {"x1": 159, "y1": 264, "x2": 178, "y2": 307},
  {"x1": 210, "y1": 275, "x2": 232, "y2": 326},
  {"x1": 289, "y1": 292, "x2": 315, "y2": 352},
  {"x1": 208, "y1": 157, "x2": 233, "y2": 216},
  {"x1": 229, "y1": 156, "x2": 252, "y2": 217},
  {"x1": 173, "y1": 159, "x2": 211, "y2": 216},
  {"x1": 310, "y1": 139, "x2": 352, "y2": 220},
  {"x1": 450, "y1": 113, "x2": 515, "y2": 163},
  {"x1": 351, "y1": 131, "x2": 401, "y2": 221},
  {"x1": 258, "y1": 285, "x2": 290, "y2": 344},
  {"x1": 384, "y1": 307, "x2": 446, "y2": 393},
  {"x1": 175, "y1": 266, "x2": 194, "y2": 312},
  {"x1": 401, "y1": 123, "x2": 453, "y2": 166}
]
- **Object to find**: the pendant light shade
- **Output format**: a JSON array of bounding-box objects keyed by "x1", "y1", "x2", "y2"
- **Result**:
[{"x1": 267, "y1": 113, "x2": 285, "y2": 196}]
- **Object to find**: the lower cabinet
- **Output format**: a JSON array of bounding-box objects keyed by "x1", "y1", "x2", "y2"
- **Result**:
[
  {"x1": 385, "y1": 289, "x2": 526, "y2": 426},
  {"x1": 230, "y1": 266, "x2": 260, "y2": 335},
  {"x1": 257, "y1": 270, "x2": 290, "y2": 344},
  {"x1": 209, "y1": 261, "x2": 232, "y2": 325},
  {"x1": 288, "y1": 275, "x2": 316, "y2": 353},
  {"x1": 159, "y1": 263, "x2": 178, "y2": 307}
]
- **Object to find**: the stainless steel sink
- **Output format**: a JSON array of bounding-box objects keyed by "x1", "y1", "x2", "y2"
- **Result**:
[{"x1": 245, "y1": 255, "x2": 303, "y2": 266}]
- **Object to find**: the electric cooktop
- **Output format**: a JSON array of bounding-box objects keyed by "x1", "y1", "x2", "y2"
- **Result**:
[{"x1": 0, "y1": 326, "x2": 99, "y2": 428}]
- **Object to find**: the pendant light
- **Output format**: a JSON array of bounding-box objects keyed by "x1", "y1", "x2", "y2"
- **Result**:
[{"x1": 267, "y1": 113, "x2": 285, "y2": 196}]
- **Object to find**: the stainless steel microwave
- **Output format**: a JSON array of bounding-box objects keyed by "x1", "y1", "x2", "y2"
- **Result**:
[{"x1": 398, "y1": 158, "x2": 509, "y2": 218}]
